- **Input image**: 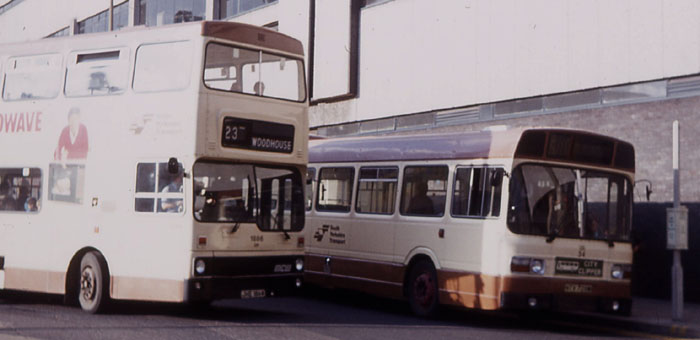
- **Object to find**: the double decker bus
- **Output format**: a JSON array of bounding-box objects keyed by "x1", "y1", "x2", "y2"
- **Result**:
[
  {"x1": 305, "y1": 128, "x2": 635, "y2": 316},
  {"x1": 0, "y1": 21, "x2": 308, "y2": 313}
]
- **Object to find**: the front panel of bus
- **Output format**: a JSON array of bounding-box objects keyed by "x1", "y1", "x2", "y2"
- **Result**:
[
  {"x1": 499, "y1": 130, "x2": 635, "y2": 314},
  {"x1": 186, "y1": 35, "x2": 308, "y2": 302}
]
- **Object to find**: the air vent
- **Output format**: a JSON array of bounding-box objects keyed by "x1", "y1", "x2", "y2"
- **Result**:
[
  {"x1": 435, "y1": 107, "x2": 480, "y2": 126},
  {"x1": 668, "y1": 76, "x2": 700, "y2": 98}
]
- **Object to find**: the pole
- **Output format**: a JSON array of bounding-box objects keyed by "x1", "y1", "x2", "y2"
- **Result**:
[{"x1": 672, "y1": 120, "x2": 683, "y2": 321}]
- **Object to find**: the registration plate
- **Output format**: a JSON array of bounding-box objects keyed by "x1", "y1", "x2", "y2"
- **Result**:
[
  {"x1": 555, "y1": 257, "x2": 603, "y2": 277},
  {"x1": 241, "y1": 289, "x2": 266, "y2": 299}
]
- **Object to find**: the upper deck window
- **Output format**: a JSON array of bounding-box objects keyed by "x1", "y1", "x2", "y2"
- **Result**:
[
  {"x1": 65, "y1": 49, "x2": 129, "y2": 97},
  {"x1": 133, "y1": 41, "x2": 193, "y2": 92},
  {"x1": 3, "y1": 54, "x2": 62, "y2": 101},
  {"x1": 204, "y1": 43, "x2": 306, "y2": 102}
]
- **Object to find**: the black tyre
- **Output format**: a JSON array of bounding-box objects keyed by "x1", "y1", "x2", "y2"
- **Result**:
[
  {"x1": 78, "y1": 251, "x2": 109, "y2": 313},
  {"x1": 407, "y1": 260, "x2": 439, "y2": 317}
]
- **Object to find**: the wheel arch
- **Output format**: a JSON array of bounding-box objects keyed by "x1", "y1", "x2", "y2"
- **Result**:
[
  {"x1": 64, "y1": 247, "x2": 110, "y2": 305},
  {"x1": 402, "y1": 247, "x2": 440, "y2": 298}
]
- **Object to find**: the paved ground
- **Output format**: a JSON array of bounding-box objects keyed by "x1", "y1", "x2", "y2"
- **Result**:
[{"x1": 0, "y1": 288, "x2": 696, "y2": 339}]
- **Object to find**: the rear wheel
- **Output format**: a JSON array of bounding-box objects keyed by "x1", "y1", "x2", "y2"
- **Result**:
[
  {"x1": 78, "y1": 251, "x2": 109, "y2": 313},
  {"x1": 407, "y1": 260, "x2": 439, "y2": 317}
]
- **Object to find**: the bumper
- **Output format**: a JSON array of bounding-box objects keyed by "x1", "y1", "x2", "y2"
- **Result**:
[
  {"x1": 185, "y1": 255, "x2": 304, "y2": 302},
  {"x1": 500, "y1": 292, "x2": 631, "y2": 314},
  {"x1": 500, "y1": 276, "x2": 631, "y2": 315},
  {"x1": 185, "y1": 274, "x2": 302, "y2": 302}
]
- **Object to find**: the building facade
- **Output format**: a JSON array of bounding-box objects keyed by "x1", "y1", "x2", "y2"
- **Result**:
[{"x1": 0, "y1": 0, "x2": 698, "y2": 299}]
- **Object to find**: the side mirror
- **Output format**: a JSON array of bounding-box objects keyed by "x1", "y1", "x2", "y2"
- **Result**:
[
  {"x1": 634, "y1": 180, "x2": 653, "y2": 202},
  {"x1": 168, "y1": 157, "x2": 180, "y2": 174},
  {"x1": 645, "y1": 185, "x2": 653, "y2": 201},
  {"x1": 490, "y1": 169, "x2": 504, "y2": 187}
]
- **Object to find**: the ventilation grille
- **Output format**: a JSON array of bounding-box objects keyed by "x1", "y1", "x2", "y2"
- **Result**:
[
  {"x1": 435, "y1": 107, "x2": 480, "y2": 126},
  {"x1": 668, "y1": 77, "x2": 700, "y2": 97}
]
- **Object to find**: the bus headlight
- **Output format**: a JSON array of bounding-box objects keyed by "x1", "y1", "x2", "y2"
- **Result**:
[
  {"x1": 295, "y1": 258, "x2": 304, "y2": 271},
  {"x1": 611, "y1": 264, "x2": 631, "y2": 280},
  {"x1": 195, "y1": 259, "x2": 206, "y2": 275},
  {"x1": 530, "y1": 259, "x2": 545, "y2": 275},
  {"x1": 511, "y1": 256, "x2": 545, "y2": 275}
]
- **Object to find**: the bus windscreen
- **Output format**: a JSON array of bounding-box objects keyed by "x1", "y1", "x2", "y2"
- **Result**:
[
  {"x1": 193, "y1": 162, "x2": 304, "y2": 231},
  {"x1": 507, "y1": 164, "x2": 632, "y2": 242}
]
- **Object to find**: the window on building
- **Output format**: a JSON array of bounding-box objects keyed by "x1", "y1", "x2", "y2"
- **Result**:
[
  {"x1": 452, "y1": 167, "x2": 504, "y2": 218},
  {"x1": 0, "y1": 0, "x2": 23, "y2": 16},
  {"x1": 65, "y1": 49, "x2": 129, "y2": 97},
  {"x1": 137, "y1": 0, "x2": 205, "y2": 26},
  {"x1": 46, "y1": 26, "x2": 70, "y2": 38},
  {"x1": 135, "y1": 162, "x2": 184, "y2": 213},
  {"x1": 306, "y1": 168, "x2": 316, "y2": 211},
  {"x1": 76, "y1": 9, "x2": 109, "y2": 34},
  {"x1": 133, "y1": 41, "x2": 193, "y2": 92},
  {"x1": 113, "y1": 0, "x2": 129, "y2": 31},
  {"x1": 0, "y1": 168, "x2": 41, "y2": 213},
  {"x1": 400, "y1": 166, "x2": 448, "y2": 217},
  {"x1": 3, "y1": 54, "x2": 62, "y2": 101},
  {"x1": 218, "y1": 0, "x2": 277, "y2": 19},
  {"x1": 316, "y1": 167, "x2": 354, "y2": 212},
  {"x1": 356, "y1": 167, "x2": 398, "y2": 215}
]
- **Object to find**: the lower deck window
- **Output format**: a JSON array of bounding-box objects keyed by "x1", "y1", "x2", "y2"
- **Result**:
[
  {"x1": 134, "y1": 161, "x2": 184, "y2": 213},
  {"x1": 400, "y1": 166, "x2": 448, "y2": 217},
  {"x1": 316, "y1": 167, "x2": 354, "y2": 212},
  {"x1": 0, "y1": 168, "x2": 42, "y2": 212}
]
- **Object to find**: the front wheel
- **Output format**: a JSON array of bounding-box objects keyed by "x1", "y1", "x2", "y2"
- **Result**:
[
  {"x1": 407, "y1": 260, "x2": 439, "y2": 317},
  {"x1": 78, "y1": 251, "x2": 110, "y2": 313}
]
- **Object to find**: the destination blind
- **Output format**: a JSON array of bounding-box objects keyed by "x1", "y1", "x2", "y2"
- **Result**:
[{"x1": 221, "y1": 117, "x2": 294, "y2": 153}]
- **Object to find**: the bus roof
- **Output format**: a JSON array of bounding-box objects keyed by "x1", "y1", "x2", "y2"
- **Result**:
[
  {"x1": 309, "y1": 128, "x2": 635, "y2": 171},
  {"x1": 201, "y1": 22, "x2": 303, "y2": 56},
  {"x1": 0, "y1": 21, "x2": 303, "y2": 57},
  {"x1": 309, "y1": 128, "x2": 526, "y2": 163}
]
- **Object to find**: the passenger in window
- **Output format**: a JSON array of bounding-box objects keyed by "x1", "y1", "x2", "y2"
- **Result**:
[
  {"x1": 407, "y1": 182, "x2": 435, "y2": 215},
  {"x1": 24, "y1": 197, "x2": 38, "y2": 212},
  {"x1": 0, "y1": 180, "x2": 18, "y2": 211},
  {"x1": 16, "y1": 179, "x2": 30, "y2": 211},
  {"x1": 160, "y1": 174, "x2": 183, "y2": 212},
  {"x1": 55, "y1": 107, "x2": 89, "y2": 160},
  {"x1": 254, "y1": 81, "x2": 265, "y2": 96}
]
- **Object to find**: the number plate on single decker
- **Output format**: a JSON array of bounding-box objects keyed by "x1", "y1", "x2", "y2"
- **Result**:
[
  {"x1": 241, "y1": 289, "x2": 266, "y2": 299},
  {"x1": 554, "y1": 257, "x2": 603, "y2": 277}
]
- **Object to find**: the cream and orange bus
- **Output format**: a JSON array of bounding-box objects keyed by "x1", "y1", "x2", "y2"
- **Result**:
[
  {"x1": 0, "y1": 21, "x2": 308, "y2": 313},
  {"x1": 305, "y1": 128, "x2": 634, "y2": 316}
]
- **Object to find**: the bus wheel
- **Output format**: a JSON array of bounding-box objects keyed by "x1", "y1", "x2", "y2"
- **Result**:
[
  {"x1": 408, "y1": 260, "x2": 439, "y2": 317},
  {"x1": 78, "y1": 251, "x2": 109, "y2": 313}
]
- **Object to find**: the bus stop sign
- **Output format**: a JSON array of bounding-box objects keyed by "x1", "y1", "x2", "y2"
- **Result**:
[{"x1": 667, "y1": 206, "x2": 688, "y2": 250}]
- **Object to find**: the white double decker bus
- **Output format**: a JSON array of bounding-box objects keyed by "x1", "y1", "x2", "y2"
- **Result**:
[
  {"x1": 305, "y1": 128, "x2": 635, "y2": 316},
  {"x1": 0, "y1": 21, "x2": 308, "y2": 313}
]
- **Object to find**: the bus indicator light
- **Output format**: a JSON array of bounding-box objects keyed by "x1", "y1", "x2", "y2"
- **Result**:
[{"x1": 198, "y1": 236, "x2": 207, "y2": 246}]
